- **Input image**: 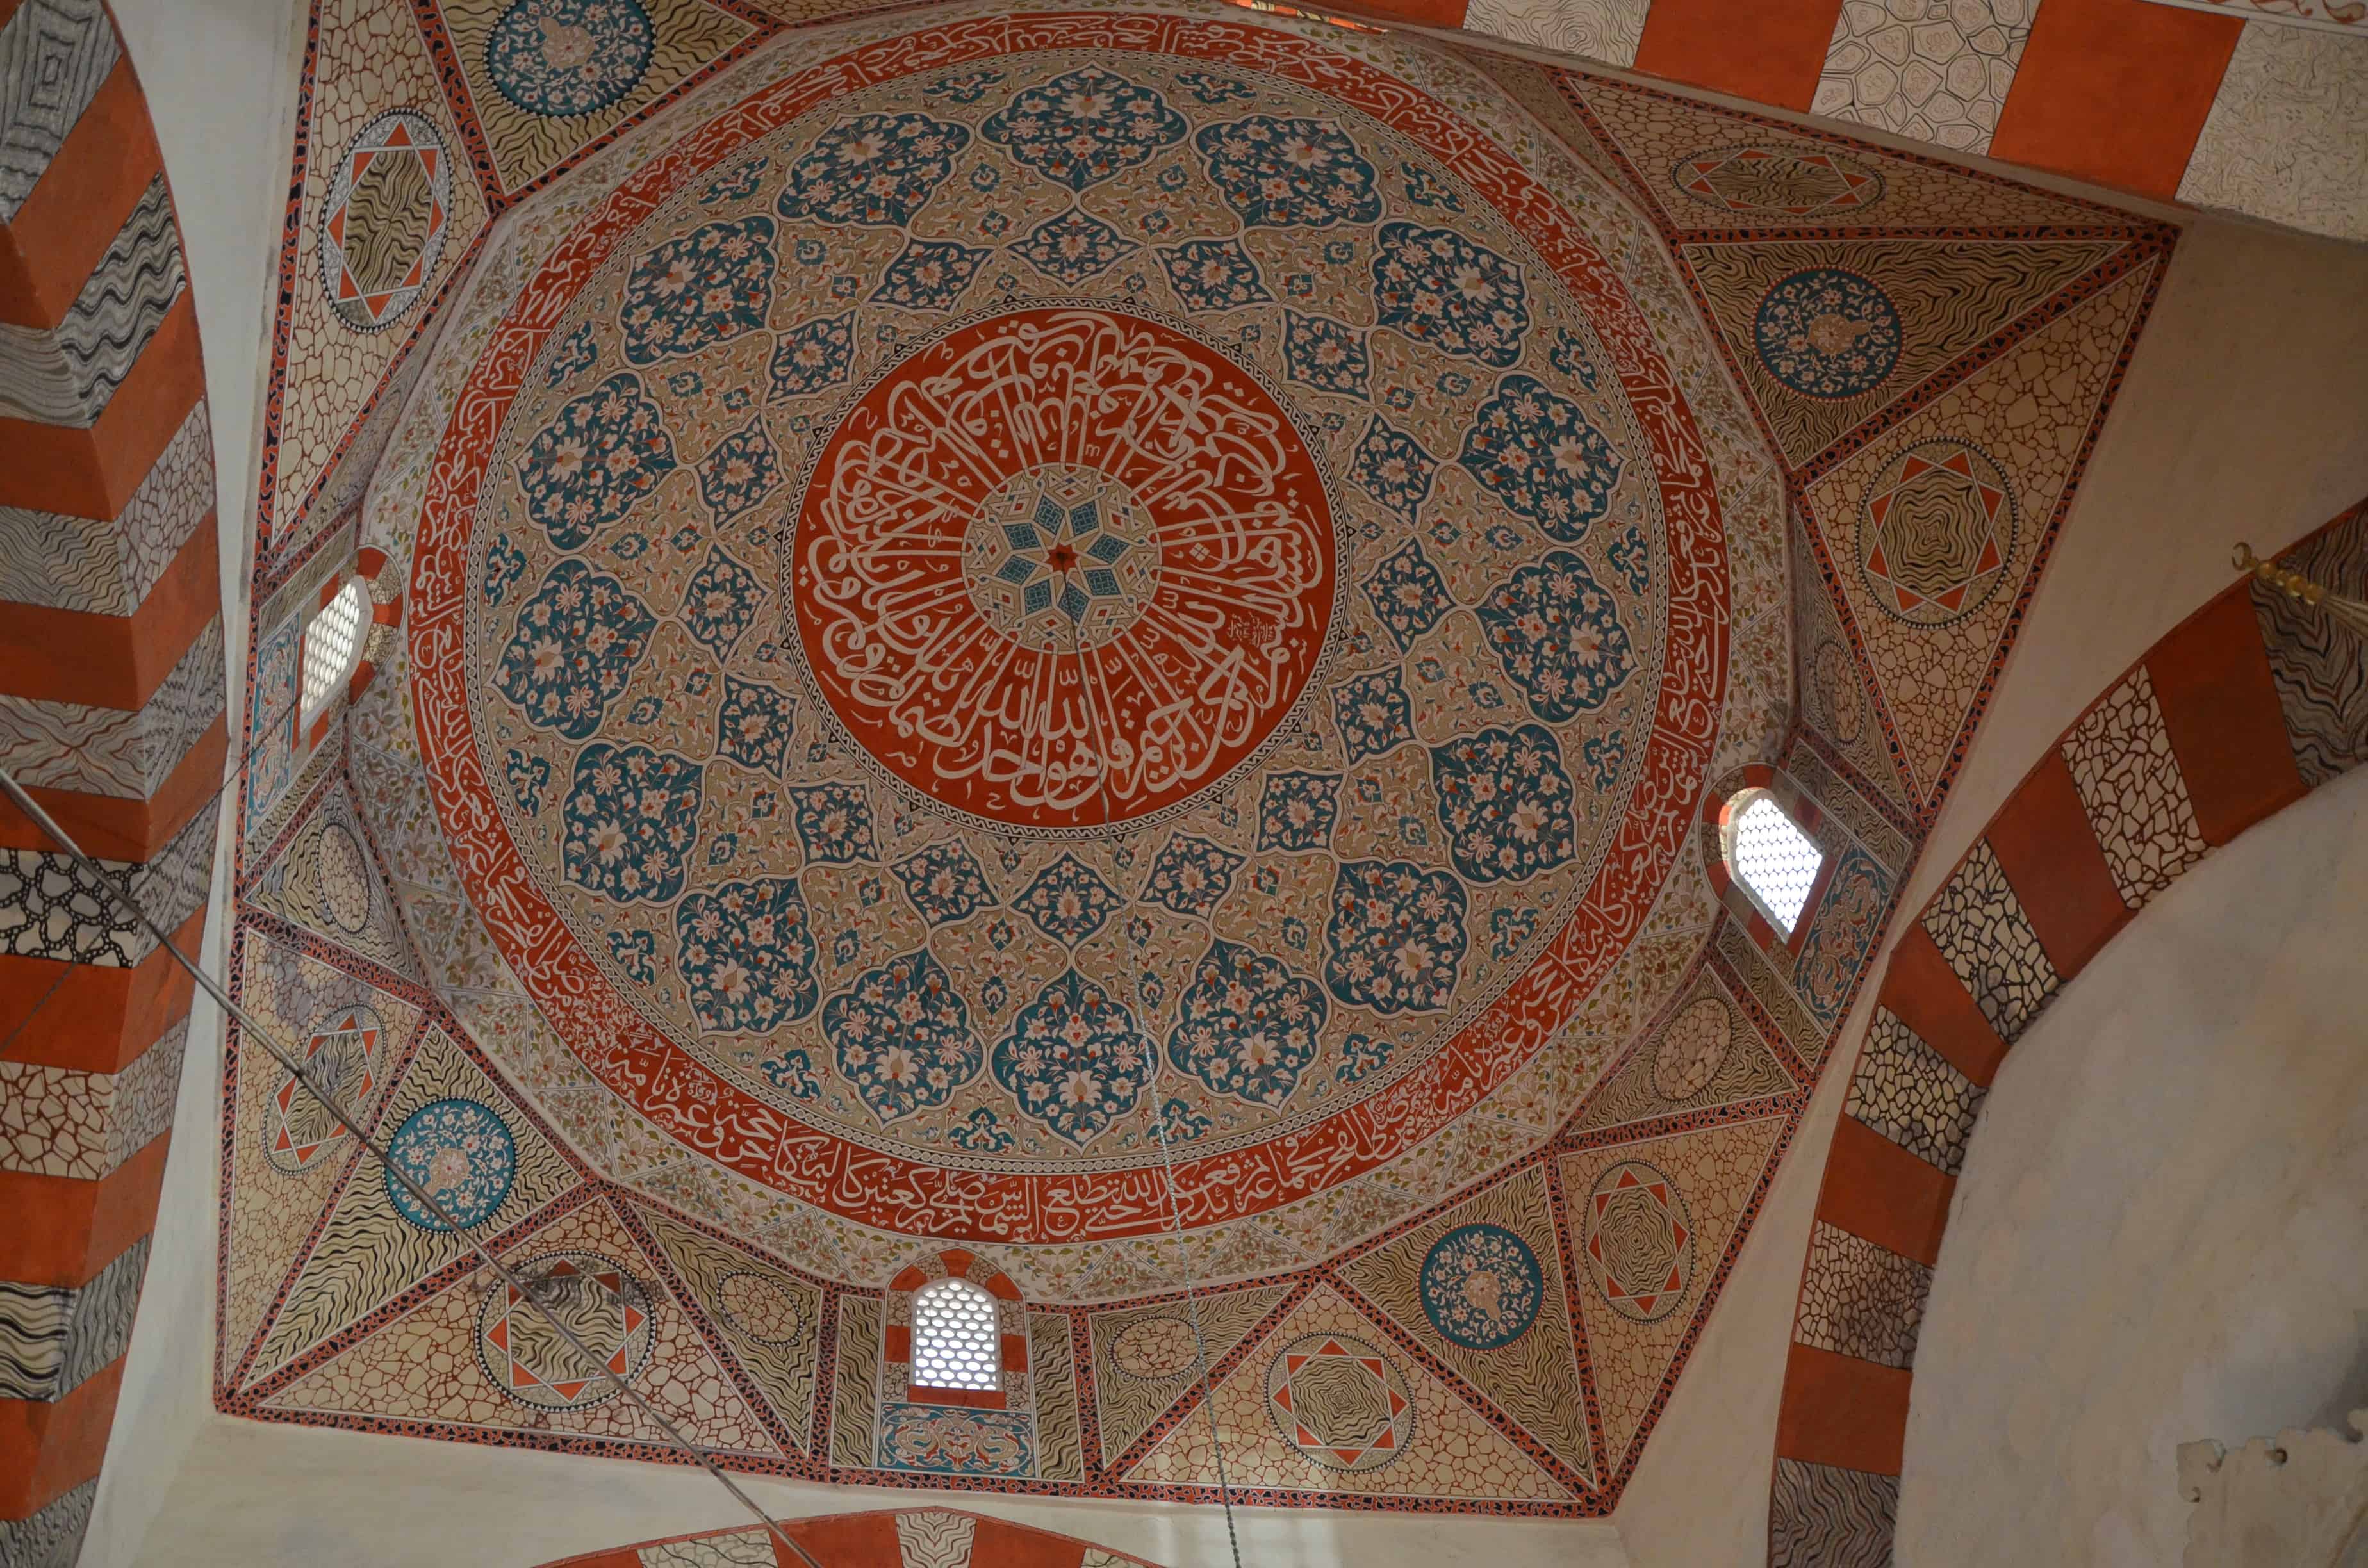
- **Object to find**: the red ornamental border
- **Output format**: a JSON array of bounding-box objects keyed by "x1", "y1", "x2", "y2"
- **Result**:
[{"x1": 407, "y1": 10, "x2": 1734, "y2": 1243}]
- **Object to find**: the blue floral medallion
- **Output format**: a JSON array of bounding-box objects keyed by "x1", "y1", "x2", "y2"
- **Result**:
[
  {"x1": 1753, "y1": 268, "x2": 1900, "y2": 398},
  {"x1": 1361, "y1": 537, "x2": 1454, "y2": 652},
  {"x1": 768, "y1": 311, "x2": 855, "y2": 400},
  {"x1": 789, "y1": 781, "x2": 876, "y2": 865},
  {"x1": 1156, "y1": 238, "x2": 1272, "y2": 313},
  {"x1": 1332, "y1": 667, "x2": 1414, "y2": 764},
  {"x1": 992, "y1": 970, "x2": 1156, "y2": 1146},
  {"x1": 675, "y1": 876, "x2": 819, "y2": 1033},
  {"x1": 679, "y1": 546, "x2": 764, "y2": 658},
  {"x1": 1257, "y1": 770, "x2": 1341, "y2": 852},
  {"x1": 1607, "y1": 524, "x2": 1649, "y2": 594},
  {"x1": 608, "y1": 927, "x2": 655, "y2": 983},
  {"x1": 1174, "y1": 70, "x2": 1254, "y2": 105},
  {"x1": 949, "y1": 1106, "x2": 1014, "y2": 1152},
  {"x1": 546, "y1": 321, "x2": 598, "y2": 388},
  {"x1": 559, "y1": 742, "x2": 703, "y2": 902},
  {"x1": 1282, "y1": 311, "x2": 1370, "y2": 396},
  {"x1": 506, "y1": 749, "x2": 551, "y2": 815},
  {"x1": 892, "y1": 841, "x2": 996, "y2": 927},
  {"x1": 980, "y1": 68, "x2": 1187, "y2": 190},
  {"x1": 1793, "y1": 846, "x2": 1889, "y2": 1024},
  {"x1": 1348, "y1": 414, "x2": 1437, "y2": 524},
  {"x1": 1401, "y1": 161, "x2": 1463, "y2": 211},
  {"x1": 1142, "y1": 834, "x2": 1244, "y2": 919},
  {"x1": 383, "y1": 1097, "x2": 516, "y2": 1232},
  {"x1": 777, "y1": 113, "x2": 971, "y2": 226},
  {"x1": 878, "y1": 1404, "x2": 1033, "y2": 1476},
  {"x1": 516, "y1": 372, "x2": 677, "y2": 549},
  {"x1": 1371, "y1": 222, "x2": 1530, "y2": 367},
  {"x1": 1420, "y1": 1223, "x2": 1545, "y2": 1350},
  {"x1": 484, "y1": 0, "x2": 652, "y2": 118},
  {"x1": 495, "y1": 559, "x2": 657, "y2": 739},
  {"x1": 1014, "y1": 209, "x2": 1137, "y2": 286},
  {"x1": 1459, "y1": 373, "x2": 1624, "y2": 542},
  {"x1": 715, "y1": 674, "x2": 793, "y2": 776},
  {"x1": 1429, "y1": 723, "x2": 1579, "y2": 883},
  {"x1": 822, "y1": 949, "x2": 983, "y2": 1123},
  {"x1": 1196, "y1": 117, "x2": 1382, "y2": 227},
  {"x1": 695, "y1": 418, "x2": 778, "y2": 522},
  {"x1": 1475, "y1": 550, "x2": 1635, "y2": 721},
  {"x1": 620, "y1": 217, "x2": 777, "y2": 366},
  {"x1": 1323, "y1": 859, "x2": 1467, "y2": 1015},
  {"x1": 1014, "y1": 853, "x2": 1123, "y2": 946},
  {"x1": 870, "y1": 238, "x2": 989, "y2": 312},
  {"x1": 483, "y1": 533, "x2": 527, "y2": 605},
  {"x1": 1167, "y1": 940, "x2": 1328, "y2": 1108}
]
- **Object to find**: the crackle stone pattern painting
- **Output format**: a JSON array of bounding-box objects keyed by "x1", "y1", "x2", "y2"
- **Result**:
[{"x1": 216, "y1": 0, "x2": 2163, "y2": 1522}]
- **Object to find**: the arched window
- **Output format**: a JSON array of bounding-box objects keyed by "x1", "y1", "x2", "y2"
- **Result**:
[
  {"x1": 910, "y1": 1277, "x2": 1000, "y2": 1394},
  {"x1": 1723, "y1": 787, "x2": 1823, "y2": 937},
  {"x1": 300, "y1": 580, "x2": 368, "y2": 723}
]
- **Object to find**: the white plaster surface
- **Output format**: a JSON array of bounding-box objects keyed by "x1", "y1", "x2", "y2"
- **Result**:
[
  {"x1": 2180, "y1": 21, "x2": 2368, "y2": 247},
  {"x1": 1899, "y1": 762, "x2": 2368, "y2": 1564}
]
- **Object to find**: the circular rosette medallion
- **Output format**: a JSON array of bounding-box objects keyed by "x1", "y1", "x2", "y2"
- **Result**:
[
  {"x1": 475, "y1": 1251, "x2": 654, "y2": 1409},
  {"x1": 1420, "y1": 1223, "x2": 1544, "y2": 1350},
  {"x1": 1266, "y1": 1332, "x2": 1415, "y2": 1472},
  {"x1": 794, "y1": 307, "x2": 1335, "y2": 831},
  {"x1": 1584, "y1": 1161, "x2": 1695, "y2": 1323}
]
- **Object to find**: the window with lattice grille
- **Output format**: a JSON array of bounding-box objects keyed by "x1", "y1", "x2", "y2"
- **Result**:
[
  {"x1": 301, "y1": 581, "x2": 368, "y2": 722},
  {"x1": 1725, "y1": 789, "x2": 1823, "y2": 936},
  {"x1": 910, "y1": 1278, "x2": 999, "y2": 1392}
]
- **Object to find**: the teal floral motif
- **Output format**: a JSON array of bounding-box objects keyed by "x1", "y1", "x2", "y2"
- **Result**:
[
  {"x1": 1548, "y1": 326, "x2": 1599, "y2": 389},
  {"x1": 768, "y1": 311, "x2": 855, "y2": 400},
  {"x1": 925, "y1": 70, "x2": 1004, "y2": 105},
  {"x1": 546, "y1": 321, "x2": 597, "y2": 388},
  {"x1": 777, "y1": 113, "x2": 971, "y2": 226},
  {"x1": 716, "y1": 674, "x2": 793, "y2": 776},
  {"x1": 1167, "y1": 940, "x2": 1328, "y2": 1108},
  {"x1": 1401, "y1": 161, "x2": 1463, "y2": 211},
  {"x1": 1014, "y1": 853, "x2": 1122, "y2": 946},
  {"x1": 1143, "y1": 834, "x2": 1244, "y2": 919},
  {"x1": 1459, "y1": 373, "x2": 1624, "y2": 542},
  {"x1": 1156, "y1": 1097, "x2": 1212, "y2": 1143},
  {"x1": 695, "y1": 418, "x2": 778, "y2": 522},
  {"x1": 980, "y1": 68, "x2": 1187, "y2": 192},
  {"x1": 893, "y1": 841, "x2": 995, "y2": 927},
  {"x1": 1429, "y1": 723, "x2": 1579, "y2": 883},
  {"x1": 1608, "y1": 523, "x2": 1649, "y2": 594},
  {"x1": 607, "y1": 927, "x2": 655, "y2": 983},
  {"x1": 1195, "y1": 117, "x2": 1381, "y2": 227},
  {"x1": 516, "y1": 371, "x2": 677, "y2": 549},
  {"x1": 1420, "y1": 1223, "x2": 1543, "y2": 1350},
  {"x1": 1257, "y1": 771, "x2": 1340, "y2": 852},
  {"x1": 560, "y1": 742, "x2": 703, "y2": 902},
  {"x1": 1336, "y1": 1029, "x2": 1390, "y2": 1082},
  {"x1": 992, "y1": 971, "x2": 1156, "y2": 1146},
  {"x1": 620, "y1": 216, "x2": 777, "y2": 366},
  {"x1": 759, "y1": 1048, "x2": 821, "y2": 1098},
  {"x1": 1488, "y1": 906, "x2": 1538, "y2": 960},
  {"x1": 950, "y1": 1106, "x2": 1014, "y2": 1152},
  {"x1": 1372, "y1": 222, "x2": 1529, "y2": 367},
  {"x1": 878, "y1": 1405, "x2": 1033, "y2": 1476},
  {"x1": 1349, "y1": 414, "x2": 1436, "y2": 524},
  {"x1": 1581, "y1": 730, "x2": 1625, "y2": 792},
  {"x1": 1174, "y1": 70, "x2": 1254, "y2": 104},
  {"x1": 1476, "y1": 550, "x2": 1635, "y2": 721},
  {"x1": 1361, "y1": 537, "x2": 1453, "y2": 652},
  {"x1": 383, "y1": 1098, "x2": 516, "y2": 1231},
  {"x1": 700, "y1": 156, "x2": 766, "y2": 204},
  {"x1": 789, "y1": 781, "x2": 876, "y2": 865},
  {"x1": 680, "y1": 546, "x2": 764, "y2": 658},
  {"x1": 1014, "y1": 209, "x2": 1137, "y2": 286},
  {"x1": 483, "y1": 533, "x2": 527, "y2": 604},
  {"x1": 870, "y1": 238, "x2": 989, "y2": 311},
  {"x1": 676, "y1": 876, "x2": 819, "y2": 1033},
  {"x1": 1331, "y1": 669, "x2": 1413, "y2": 764},
  {"x1": 506, "y1": 748, "x2": 552, "y2": 815},
  {"x1": 1754, "y1": 268, "x2": 1900, "y2": 398},
  {"x1": 1794, "y1": 847, "x2": 1890, "y2": 1024},
  {"x1": 823, "y1": 949, "x2": 982, "y2": 1123},
  {"x1": 1283, "y1": 311, "x2": 1369, "y2": 396},
  {"x1": 495, "y1": 559, "x2": 657, "y2": 739},
  {"x1": 485, "y1": 0, "x2": 652, "y2": 118},
  {"x1": 1156, "y1": 238, "x2": 1272, "y2": 312},
  {"x1": 1322, "y1": 859, "x2": 1467, "y2": 1014}
]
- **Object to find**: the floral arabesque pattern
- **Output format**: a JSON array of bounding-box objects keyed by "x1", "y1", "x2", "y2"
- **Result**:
[
  {"x1": 382, "y1": 1098, "x2": 517, "y2": 1232},
  {"x1": 1283, "y1": 311, "x2": 1370, "y2": 396},
  {"x1": 558, "y1": 742, "x2": 704, "y2": 903},
  {"x1": 980, "y1": 68, "x2": 1188, "y2": 191},
  {"x1": 494, "y1": 559, "x2": 657, "y2": 740},
  {"x1": 1014, "y1": 209, "x2": 1138, "y2": 286},
  {"x1": 484, "y1": 0, "x2": 653, "y2": 119},
  {"x1": 776, "y1": 113, "x2": 971, "y2": 226},
  {"x1": 1142, "y1": 834, "x2": 1244, "y2": 919},
  {"x1": 1194, "y1": 115, "x2": 1383, "y2": 228},
  {"x1": 878, "y1": 1405, "x2": 1033, "y2": 1476},
  {"x1": 991, "y1": 970, "x2": 1157, "y2": 1146},
  {"x1": 1332, "y1": 667, "x2": 1414, "y2": 763},
  {"x1": 822, "y1": 949, "x2": 983, "y2": 1123},
  {"x1": 1753, "y1": 267, "x2": 1902, "y2": 399},
  {"x1": 675, "y1": 875, "x2": 820, "y2": 1034},
  {"x1": 1348, "y1": 414, "x2": 1438, "y2": 523},
  {"x1": 714, "y1": 674, "x2": 793, "y2": 776},
  {"x1": 768, "y1": 311, "x2": 855, "y2": 401},
  {"x1": 1419, "y1": 1222, "x2": 1545, "y2": 1350},
  {"x1": 789, "y1": 781, "x2": 876, "y2": 865},
  {"x1": 1361, "y1": 535, "x2": 1454, "y2": 651},
  {"x1": 1459, "y1": 373, "x2": 1624, "y2": 542},
  {"x1": 1166, "y1": 939, "x2": 1328, "y2": 1107},
  {"x1": 1429, "y1": 724, "x2": 1579, "y2": 884},
  {"x1": 871, "y1": 239, "x2": 990, "y2": 311},
  {"x1": 1156, "y1": 238, "x2": 1272, "y2": 311},
  {"x1": 680, "y1": 546, "x2": 766, "y2": 658},
  {"x1": 892, "y1": 841, "x2": 996, "y2": 927},
  {"x1": 514, "y1": 371, "x2": 677, "y2": 549},
  {"x1": 1322, "y1": 859, "x2": 1468, "y2": 1014},
  {"x1": 1371, "y1": 222, "x2": 1531, "y2": 367},
  {"x1": 1014, "y1": 853, "x2": 1124, "y2": 946},
  {"x1": 1257, "y1": 770, "x2": 1341, "y2": 852},
  {"x1": 695, "y1": 418, "x2": 778, "y2": 523},
  {"x1": 619, "y1": 216, "x2": 777, "y2": 366},
  {"x1": 1475, "y1": 550, "x2": 1636, "y2": 722}
]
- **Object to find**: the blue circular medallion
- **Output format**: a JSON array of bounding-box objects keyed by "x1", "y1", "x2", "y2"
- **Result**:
[
  {"x1": 486, "y1": 0, "x2": 655, "y2": 120},
  {"x1": 384, "y1": 1097, "x2": 518, "y2": 1231},
  {"x1": 1419, "y1": 1223, "x2": 1544, "y2": 1350},
  {"x1": 1752, "y1": 268, "x2": 1901, "y2": 400}
]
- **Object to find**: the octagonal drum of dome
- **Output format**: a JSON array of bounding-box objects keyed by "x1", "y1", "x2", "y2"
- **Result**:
[{"x1": 395, "y1": 1, "x2": 1775, "y2": 1254}]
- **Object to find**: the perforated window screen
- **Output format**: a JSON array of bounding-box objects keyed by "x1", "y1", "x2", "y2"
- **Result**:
[
  {"x1": 302, "y1": 581, "x2": 368, "y2": 719},
  {"x1": 911, "y1": 1278, "x2": 999, "y2": 1391},
  {"x1": 1729, "y1": 791, "x2": 1823, "y2": 936}
]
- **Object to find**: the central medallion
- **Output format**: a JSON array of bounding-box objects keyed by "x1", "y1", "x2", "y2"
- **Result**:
[{"x1": 793, "y1": 306, "x2": 1335, "y2": 830}]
